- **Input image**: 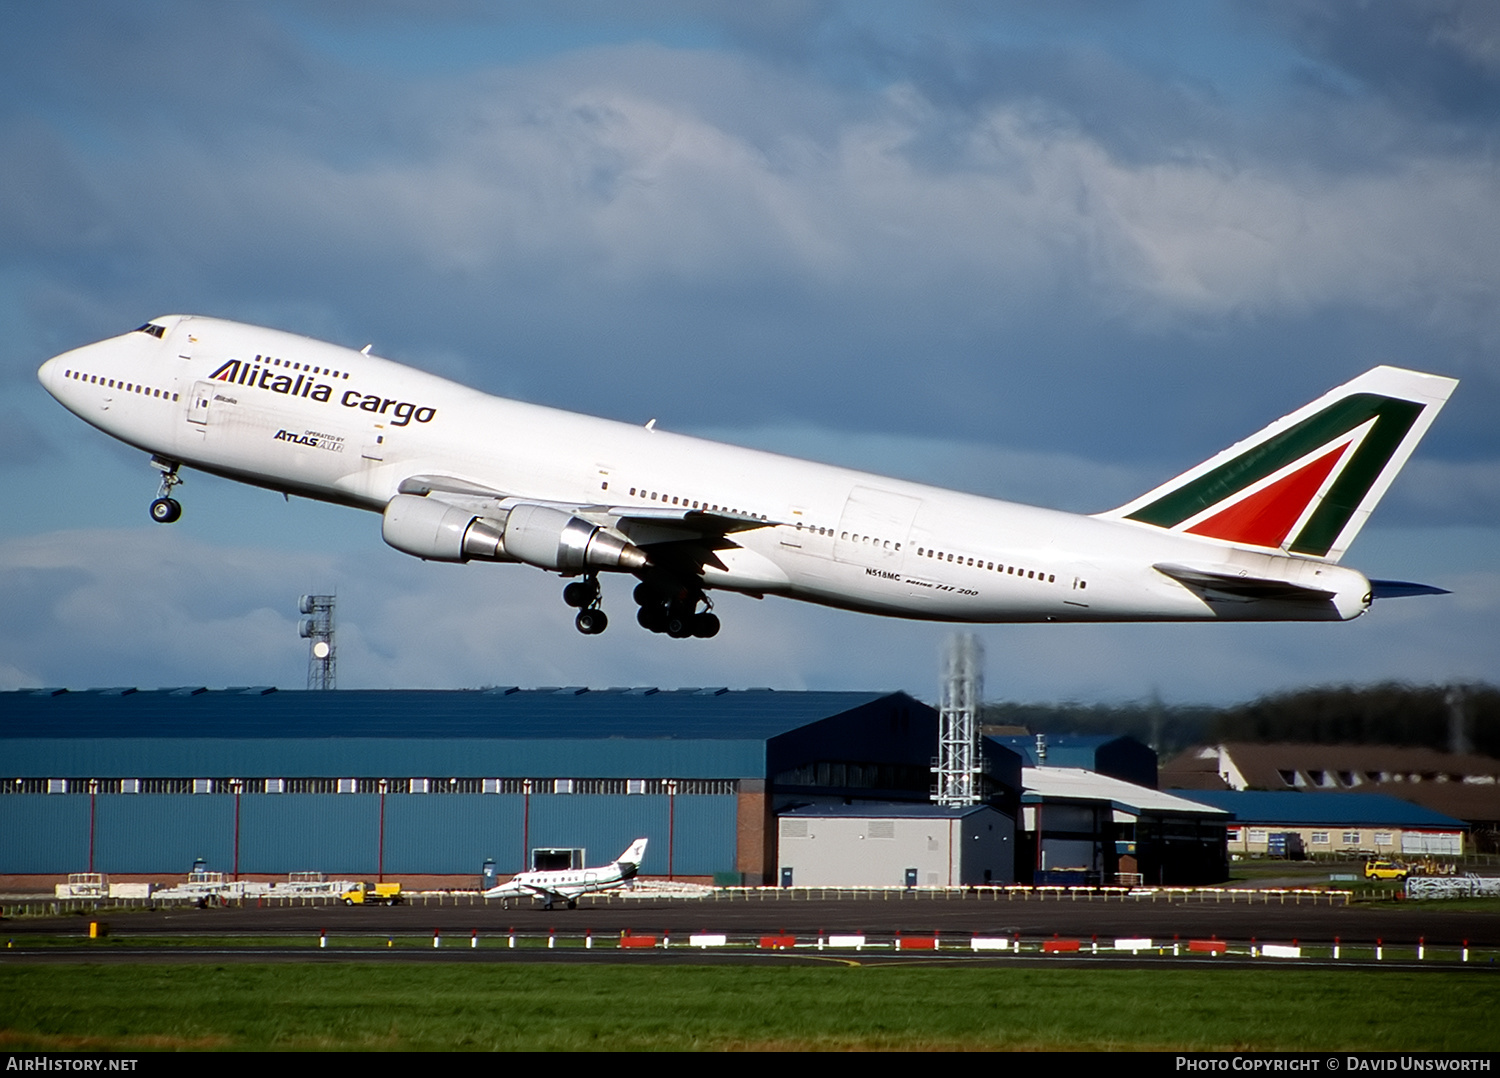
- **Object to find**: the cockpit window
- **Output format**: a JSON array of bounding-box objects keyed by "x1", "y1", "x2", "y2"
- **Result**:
[{"x1": 133, "y1": 323, "x2": 166, "y2": 339}]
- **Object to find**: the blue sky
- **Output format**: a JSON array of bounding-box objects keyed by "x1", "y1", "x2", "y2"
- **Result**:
[{"x1": 3, "y1": 1, "x2": 1497, "y2": 705}]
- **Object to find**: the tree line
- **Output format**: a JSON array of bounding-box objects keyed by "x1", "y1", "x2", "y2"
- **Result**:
[{"x1": 980, "y1": 682, "x2": 1500, "y2": 759}]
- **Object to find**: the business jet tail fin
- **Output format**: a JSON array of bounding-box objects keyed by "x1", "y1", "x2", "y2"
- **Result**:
[{"x1": 616, "y1": 838, "x2": 648, "y2": 868}]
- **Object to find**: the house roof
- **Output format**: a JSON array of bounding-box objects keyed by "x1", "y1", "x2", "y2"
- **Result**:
[
  {"x1": 1164, "y1": 741, "x2": 1500, "y2": 787},
  {"x1": 1161, "y1": 742, "x2": 1500, "y2": 825}
]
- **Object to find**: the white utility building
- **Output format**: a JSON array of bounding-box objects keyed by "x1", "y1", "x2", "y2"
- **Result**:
[{"x1": 777, "y1": 803, "x2": 1013, "y2": 887}]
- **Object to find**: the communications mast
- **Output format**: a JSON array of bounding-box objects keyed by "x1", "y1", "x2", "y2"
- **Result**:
[
  {"x1": 298, "y1": 594, "x2": 336, "y2": 690},
  {"x1": 933, "y1": 632, "x2": 983, "y2": 806}
]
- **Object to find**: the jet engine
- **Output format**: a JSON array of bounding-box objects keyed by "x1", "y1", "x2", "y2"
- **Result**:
[
  {"x1": 381, "y1": 493, "x2": 510, "y2": 563},
  {"x1": 381, "y1": 494, "x2": 647, "y2": 572},
  {"x1": 500, "y1": 503, "x2": 648, "y2": 572}
]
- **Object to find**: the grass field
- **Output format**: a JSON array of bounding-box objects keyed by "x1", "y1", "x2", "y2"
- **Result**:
[{"x1": 1, "y1": 963, "x2": 1496, "y2": 1051}]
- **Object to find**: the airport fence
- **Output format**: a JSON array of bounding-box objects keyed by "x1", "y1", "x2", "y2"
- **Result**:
[{"x1": 0, "y1": 882, "x2": 1365, "y2": 917}]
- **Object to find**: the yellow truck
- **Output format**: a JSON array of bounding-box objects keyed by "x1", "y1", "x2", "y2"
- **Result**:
[{"x1": 339, "y1": 881, "x2": 403, "y2": 906}]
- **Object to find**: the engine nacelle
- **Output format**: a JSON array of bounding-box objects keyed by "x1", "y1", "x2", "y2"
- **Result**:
[
  {"x1": 502, "y1": 503, "x2": 649, "y2": 572},
  {"x1": 381, "y1": 495, "x2": 648, "y2": 572},
  {"x1": 381, "y1": 494, "x2": 510, "y2": 563}
]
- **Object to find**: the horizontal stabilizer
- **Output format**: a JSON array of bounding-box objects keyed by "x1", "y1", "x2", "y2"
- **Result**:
[
  {"x1": 1370, "y1": 579, "x2": 1450, "y2": 599},
  {"x1": 1153, "y1": 563, "x2": 1336, "y2": 603}
]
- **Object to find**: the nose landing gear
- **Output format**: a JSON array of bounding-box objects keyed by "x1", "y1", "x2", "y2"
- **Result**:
[
  {"x1": 148, "y1": 456, "x2": 183, "y2": 524},
  {"x1": 564, "y1": 574, "x2": 608, "y2": 635}
]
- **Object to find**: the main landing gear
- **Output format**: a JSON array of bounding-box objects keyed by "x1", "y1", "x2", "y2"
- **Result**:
[
  {"x1": 148, "y1": 456, "x2": 183, "y2": 524},
  {"x1": 561, "y1": 572, "x2": 723, "y2": 639},
  {"x1": 564, "y1": 574, "x2": 608, "y2": 635},
  {"x1": 633, "y1": 580, "x2": 720, "y2": 639}
]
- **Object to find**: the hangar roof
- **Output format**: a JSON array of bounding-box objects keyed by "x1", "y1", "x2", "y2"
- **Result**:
[
  {"x1": 988, "y1": 733, "x2": 1158, "y2": 788},
  {"x1": 1179, "y1": 790, "x2": 1465, "y2": 829},
  {"x1": 0, "y1": 688, "x2": 930, "y2": 781},
  {"x1": 1021, "y1": 767, "x2": 1229, "y2": 818},
  {"x1": 0, "y1": 687, "x2": 894, "y2": 741},
  {"x1": 780, "y1": 801, "x2": 1000, "y2": 820}
]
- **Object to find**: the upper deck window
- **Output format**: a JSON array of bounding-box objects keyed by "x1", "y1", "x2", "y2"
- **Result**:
[{"x1": 133, "y1": 323, "x2": 166, "y2": 339}]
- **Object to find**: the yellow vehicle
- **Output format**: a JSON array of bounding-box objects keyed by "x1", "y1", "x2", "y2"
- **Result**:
[
  {"x1": 340, "y1": 881, "x2": 403, "y2": 905},
  {"x1": 1363, "y1": 859, "x2": 1409, "y2": 881}
]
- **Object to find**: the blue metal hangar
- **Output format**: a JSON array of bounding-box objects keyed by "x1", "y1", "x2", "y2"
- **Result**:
[{"x1": 0, "y1": 686, "x2": 958, "y2": 885}]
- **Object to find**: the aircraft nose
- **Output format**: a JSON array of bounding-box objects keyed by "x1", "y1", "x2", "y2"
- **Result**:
[{"x1": 37, "y1": 353, "x2": 61, "y2": 396}]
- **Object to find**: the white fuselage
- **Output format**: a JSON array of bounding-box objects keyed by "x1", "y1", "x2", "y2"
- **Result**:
[
  {"x1": 486, "y1": 865, "x2": 631, "y2": 902},
  {"x1": 37, "y1": 315, "x2": 1374, "y2": 624}
]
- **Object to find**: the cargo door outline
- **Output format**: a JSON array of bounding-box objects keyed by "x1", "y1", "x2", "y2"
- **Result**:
[
  {"x1": 833, "y1": 486, "x2": 922, "y2": 568},
  {"x1": 362, "y1": 425, "x2": 387, "y2": 462},
  {"x1": 187, "y1": 381, "x2": 215, "y2": 426}
]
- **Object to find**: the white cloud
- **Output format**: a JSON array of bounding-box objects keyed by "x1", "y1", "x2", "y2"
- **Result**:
[{"x1": 27, "y1": 46, "x2": 1489, "y2": 351}]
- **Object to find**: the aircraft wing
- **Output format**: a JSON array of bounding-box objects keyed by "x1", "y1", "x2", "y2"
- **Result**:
[{"x1": 397, "y1": 474, "x2": 779, "y2": 539}]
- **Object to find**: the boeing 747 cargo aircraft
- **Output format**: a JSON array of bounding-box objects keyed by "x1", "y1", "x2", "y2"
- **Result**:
[{"x1": 38, "y1": 316, "x2": 1455, "y2": 638}]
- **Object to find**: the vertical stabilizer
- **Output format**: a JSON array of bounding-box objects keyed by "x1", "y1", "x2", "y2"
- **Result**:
[
  {"x1": 1098, "y1": 366, "x2": 1456, "y2": 562},
  {"x1": 617, "y1": 838, "x2": 649, "y2": 867}
]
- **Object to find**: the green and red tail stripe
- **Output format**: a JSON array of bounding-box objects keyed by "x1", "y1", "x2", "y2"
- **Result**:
[{"x1": 1100, "y1": 367, "x2": 1457, "y2": 562}]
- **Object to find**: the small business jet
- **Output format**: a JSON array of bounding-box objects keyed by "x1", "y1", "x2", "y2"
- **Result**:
[
  {"x1": 38, "y1": 315, "x2": 1455, "y2": 638},
  {"x1": 485, "y1": 839, "x2": 649, "y2": 909}
]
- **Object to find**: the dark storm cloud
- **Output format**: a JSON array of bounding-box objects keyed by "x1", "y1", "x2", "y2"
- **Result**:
[{"x1": 1246, "y1": 0, "x2": 1500, "y2": 123}]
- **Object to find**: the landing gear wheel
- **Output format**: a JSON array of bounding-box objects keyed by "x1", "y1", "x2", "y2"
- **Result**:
[
  {"x1": 565, "y1": 574, "x2": 607, "y2": 632},
  {"x1": 149, "y1": 456, "x2": 184, "y2": 523},
  {"x1": 633, "y1": 575, "x2": 718, "y2": 638},
  {"x1": 637, "y1": 605, "x2": 668, "y2": 633},
  {"x1": 575, "y1": 608, "x2": 608, "y2": 635},
  {"x1": 563, "y1": 578, "x2": 600, "y2": 608}
]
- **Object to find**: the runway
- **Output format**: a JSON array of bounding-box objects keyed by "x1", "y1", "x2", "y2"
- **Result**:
[{"x1": 5, "y1": 891, "x2": 1498, "y2": 967}]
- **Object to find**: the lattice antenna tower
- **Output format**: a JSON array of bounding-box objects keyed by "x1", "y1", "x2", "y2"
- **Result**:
[
  {"x1": 298, "y1": 594, "x2": 336, "y2": 690},
  {"x1": 933, "y1": 632, "x2": 984, "y2": 806}
]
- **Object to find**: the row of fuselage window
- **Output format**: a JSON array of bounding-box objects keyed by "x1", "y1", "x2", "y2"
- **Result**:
[
  {"x1": 64, "y1": 368, "x2": 180, "y2": 402},
  {"x1": 619, "y1": 483, "x2": 769, "y2": 521},
  {"x1": 256, "y1": 353, "x2": 351, "y2": 380},
  {"x1": 616, "y1": 482, "x2": 1079, "y2": 588},
  {"x1": 914, "y1": 546, "x2": 1066, "y2": 585}
]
